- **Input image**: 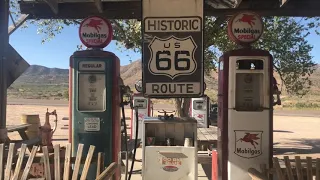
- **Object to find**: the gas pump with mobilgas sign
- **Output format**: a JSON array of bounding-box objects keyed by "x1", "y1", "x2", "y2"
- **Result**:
[
  {"x1": 69, "y1": 15, "x2": 122, "y2": 179},
  {"x1": 131, "y1": 79, "x2": 151, "y2": 140},
  {"x1": 212, "y1": 11, "x2": 282, "y2": 180},
  {"x1": 190, "y1": 95, "x2": 210, "y2": 128}
]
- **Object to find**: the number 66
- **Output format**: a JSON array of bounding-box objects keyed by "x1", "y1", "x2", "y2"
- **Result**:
[{"x1": 155, "y1": 50, "x2": 191, "y2": 71}]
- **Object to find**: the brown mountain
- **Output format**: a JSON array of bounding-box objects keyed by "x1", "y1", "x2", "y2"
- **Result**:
[{"x1": 8, "y1": 60, "x2": 320, "y2": 101}]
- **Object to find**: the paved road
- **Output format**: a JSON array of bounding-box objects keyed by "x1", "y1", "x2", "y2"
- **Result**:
[{"x1": 7, "y1": 98, "x2": 320, "y2": 117}]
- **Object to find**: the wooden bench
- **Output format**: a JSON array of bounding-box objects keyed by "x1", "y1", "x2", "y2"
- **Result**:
[
  {"x1": 7, "y1": 124, "x2": 31, "y2": 141},
  {"x1": 197, "y1": 127, "x2": 217, "y2": 151},
  {"x1": 248, "y1": 156, "x2": 320, "y2": 180},
  {"x1": 0, "y1": 143, "x2": 118, "y2": 180}
]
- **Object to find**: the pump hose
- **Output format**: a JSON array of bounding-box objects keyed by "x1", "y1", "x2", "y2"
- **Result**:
[
  {"x1": 128, "y1": 107, "x2": 139, "y2": 180},
  {"x1": 120, "y1": 104, "x2": 129, "y2": 180}
]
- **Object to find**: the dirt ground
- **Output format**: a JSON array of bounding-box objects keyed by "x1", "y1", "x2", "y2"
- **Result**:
[{"x1": 5, "y1": 104, "x2": 320, "y2": 179}]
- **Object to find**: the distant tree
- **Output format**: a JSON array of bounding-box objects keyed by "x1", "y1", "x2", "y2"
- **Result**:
[
  {"x1": 63, "y1": 90, "x2": 69, "y2": 100},
  {"x1": 129, "y1": 60, "x2": 132, "y2": 64}
]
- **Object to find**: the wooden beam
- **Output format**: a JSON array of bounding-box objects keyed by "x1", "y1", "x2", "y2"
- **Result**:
[
  {"x1": 19, "y1": 1, "x2": 141, "y2": 19},
  {"x1": 281, "y1": 0, "x2": 291, "y2": 7},
  {"x1": 94, "y1": 0, "x2": 103, "y2": 13},
  {"x1": 8, "y1": 14, "x2": 29, "y2": 36},
  {"x1": 205, "y1": 0, "x2": 243, "y2": 8},
  {"x1": 19, "y1": 0, "x2": 320, "y2": 19},
  {"x1": 43, "y1": 0, "x2": 59, "y2": 14}
]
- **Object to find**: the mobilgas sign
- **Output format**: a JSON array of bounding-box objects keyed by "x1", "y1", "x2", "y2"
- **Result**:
[
  {"x1": 79, "y1": 16, "x2": 113, "y2": 48},
  {"x1": 142, "y1": 0, "x2": 204, "y2": 98},
  {"x1": 227, "y1": 11, "x2": 263, "y2": 45}
]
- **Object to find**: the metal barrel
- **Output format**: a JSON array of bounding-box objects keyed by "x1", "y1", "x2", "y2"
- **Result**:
[{"x1": 21, "y1": 114, "x2": 40, "y2": 139}]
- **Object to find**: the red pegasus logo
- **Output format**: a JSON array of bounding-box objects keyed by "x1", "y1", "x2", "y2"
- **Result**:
[
  {"x1": 138, "y1": 113, "x2": 144, "y2": 119},
  {"x1": 236, "y1": 14, "x2": 256, "y2": 28},
  {"x1": 237, "y1": 133, "x2": 260, "y2": 149},
  {"x1": 84, "y1": 19, "x2": 103, "y2": 33},
  {"x1": 197, "y1": 114, "x2": 204, "y2": 119}
]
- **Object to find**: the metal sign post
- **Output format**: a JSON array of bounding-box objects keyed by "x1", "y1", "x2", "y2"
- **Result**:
[{"x1": 142, "y1": 0, "x2": 204, "y2": 98}]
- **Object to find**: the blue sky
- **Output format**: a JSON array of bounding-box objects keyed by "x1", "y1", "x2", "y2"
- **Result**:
[
  {"x1": 8, "y1": 20, "x2": 320, "y2": 69},
  {"x1": 9, "y1": 22, "x2": 141, "y2": 69}
]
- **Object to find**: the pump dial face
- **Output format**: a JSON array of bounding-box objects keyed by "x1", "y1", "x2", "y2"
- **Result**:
[
  {"x1": 78, "y1": 73, "x2": 106, "y2": 111},
  {"x1": 135, "y1": 79, "x2": 143, "y2": 92},
  {"x1": 88, "y1": 75, "x2": 97, "y2": 83}
]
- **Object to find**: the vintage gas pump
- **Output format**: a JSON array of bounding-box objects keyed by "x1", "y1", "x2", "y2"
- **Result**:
[
  {"x1": 190, "y1": 95, "x2": 210, "y2": 128},
  {"x1": 69, "y1": 16, "x2": 121, "y2": 179},
  {"x1": 131, "y1": 80, "x2": 151, "y2": 139},
  {"x1": 214, "y1": 11, "x2": 281, "y2": 180}
]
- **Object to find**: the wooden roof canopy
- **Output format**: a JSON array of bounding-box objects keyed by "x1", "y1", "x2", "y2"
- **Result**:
[{"x1": 19, "y1": 0, "x2": 320, "y2": 19}]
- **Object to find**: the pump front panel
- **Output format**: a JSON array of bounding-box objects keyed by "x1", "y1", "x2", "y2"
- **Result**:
[
  {"x1": 227, "y1": 56, "x2": 271, "y2": 180},
  {"x1": 191, "y1": 97, "x2": 209, "y2": 128},
  {"x1": 131, "y1": 95, "x2": 150, "y2": 139},
  {"x1": 71, "y1": 57, "x2": 114, "y2": 162}
]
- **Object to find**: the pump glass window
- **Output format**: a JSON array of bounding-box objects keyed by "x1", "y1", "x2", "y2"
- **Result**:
[
  {"x1": 193, "y1": 100, "x2": 206, "y2": 110},
  {"x1": 134, "y1": 99, "x2": 147, "y2": 109},
  {"x1": 235, "y1": 73, "x2": 263, "y2": 111},
  {"x1": 78, "y1": 73, "x2": 106, "y2": 111},
  {"x1": 236, "y1": 60, "x2": 264, "y2": 70}
]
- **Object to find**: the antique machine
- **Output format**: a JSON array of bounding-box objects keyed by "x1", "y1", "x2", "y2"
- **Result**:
[
  {"x1": 141, "y1": 111, "x2": 198, "y2": 180},
  {"x1": 213, "y1": 11, "x2": 281, "y2": 180},
  {"x1": 190, "y1": 95, "x2": 210, "y2": 128},
  {"x1": 39, "y1": 108, "x2": 57, "y2": 152}
]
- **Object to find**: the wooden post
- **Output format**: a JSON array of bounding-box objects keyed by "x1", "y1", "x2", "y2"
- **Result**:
[{"x1": 0, "y1": 0, "x2": 9, "y2": 143}]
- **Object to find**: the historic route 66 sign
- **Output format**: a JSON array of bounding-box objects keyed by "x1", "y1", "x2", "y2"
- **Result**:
[
  {"x1": 142, "y1": 1, "x2": 204, "y2": 98},
  {"x1": 148, "y1": 36, "x2": 197, "y2": 79}
]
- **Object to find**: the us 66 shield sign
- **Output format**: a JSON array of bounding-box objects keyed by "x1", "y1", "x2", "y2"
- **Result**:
[
  {"x1": 148, "y1": 36, "x2": 197, "y2": 79},
  {"x1": 142, "y1": 16, "x2": 204, "y2": 98}
]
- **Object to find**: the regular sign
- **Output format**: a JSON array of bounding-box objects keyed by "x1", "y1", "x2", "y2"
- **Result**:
[{"x1": 142, "y1": 0, "x2": 204, "y2": 98}]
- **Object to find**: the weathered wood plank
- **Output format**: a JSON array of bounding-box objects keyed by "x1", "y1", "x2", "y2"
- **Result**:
[
  {"x1": 273, "y1": 157, "x2": 285, "y2": 180},
  {"x1": 96, "y1": 162, "x2": 118, "y2": 180},
  {"x1": 43, "y1": 146, "x2": 52, "y2": 180},
  {"x1": 316, "y1": 158, "x2": 320, "y2": 180},
  {"x1": 96, "y1": 152, "x2": 103, "y2": 178},
  {"x1": 0, "y1": 144, "x2": 4, "y2": 180},
  {"x1": 71, "y1": 144, "x2": 84, "y2": 180},
  {"x1": 12, "y1": 143, "x2": 27, "y2": 180},
  {"x1": 283, "y1": 156, "x2": 294, "y2": 180},
  {"x1": 4, "y1": 143, "x2": 15, "y2": 180},
  {"x1": 54, "y1": 144, "x2": 60, "y2": 180},
  {"x1": 295, "y1": 156, "x2": 303, "y2": 180},
  {"x1": 63, "y1": 143, "x2": 72, "y2": 180},
  {"x1": 307, "y1": 157, "x2": 313, "y2": 180},
  {"x1": 21, "y1": 146, "x2": 38, "y2": 180},
  {"x1": 80, "y1": 145, "x2": 95, "y2": 180}
]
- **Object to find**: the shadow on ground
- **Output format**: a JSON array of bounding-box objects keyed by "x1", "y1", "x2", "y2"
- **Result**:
[
  {"x1": 273, "y1": 130, "x2": 293, "y2": 133},
  {"x1": 273, "y1": 138, "x2": 320, "y2": 155},
  {"x1": 200, "y1": 164, "x2": 212, "y2": 179}
]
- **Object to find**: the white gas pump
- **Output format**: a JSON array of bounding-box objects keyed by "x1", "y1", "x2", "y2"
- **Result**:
[
  {"x1": 190, "y1": 95, "x2": 210, "y2": 128},
  {"x1": 213, "y1": 11, "x2": 281, "y2": 180},
  {"x1": 131, "y1": 80, "x2": 151, "y2": 139}
]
